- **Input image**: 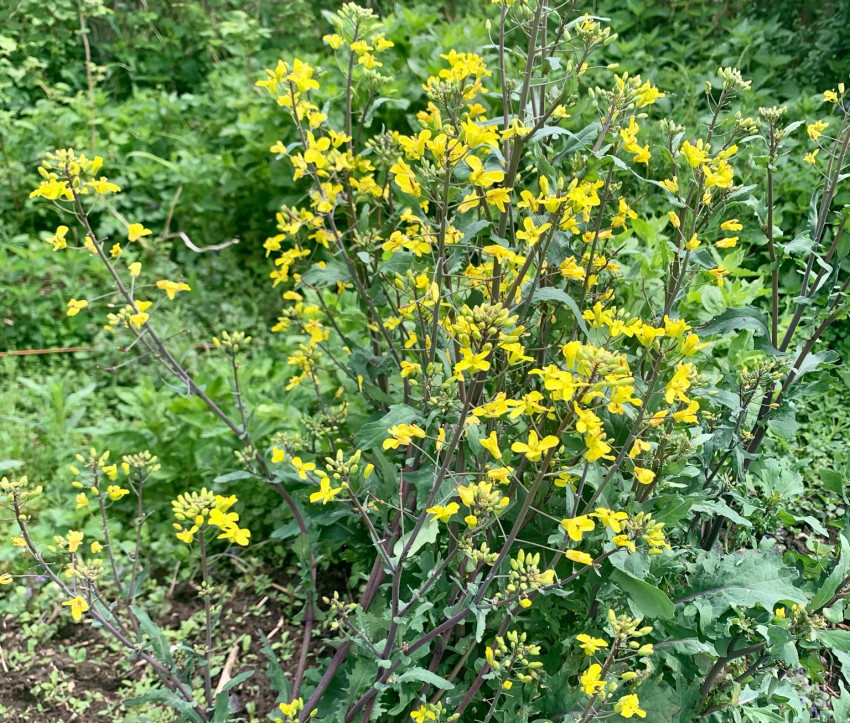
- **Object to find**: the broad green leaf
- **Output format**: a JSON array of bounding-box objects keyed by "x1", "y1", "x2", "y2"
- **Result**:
[
  {"x1": 811, "y1": 535, "x2": 850, "y2": 611},
  {"x1": 394, "y1": 667, "x2": 454, "y2": 690},
  {"x1": 610, "y1": 570, "x2": 674, "y2": 620},
  {"x1": 354, "y1": 404, "x2": 423, "y2": 450}
]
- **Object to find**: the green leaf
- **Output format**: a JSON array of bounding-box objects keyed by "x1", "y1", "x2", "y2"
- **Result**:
[
  {"x1": 530, "y1": 287, "x2": 589, "y2": 336},
  {"x1": 675, "y1": 549, "x2": 806, "y2": 623},
  {"x1": 131, "y1": 605, "x2": 175, "y2": 670},
  {"x1": 392, "y1": 517, "x2": 439, "y2": 563},
  {"x1": 259, "y1": 629, "x2": 292, "y2": 704},
  {"x1": 393, "y1": 667, "x2": 454, "y2": 690},
  {"x1": 812, "y1": 535, "x2": 850, "y2": 611},
  {"x1": 124, "y1": 691, "x2": 203, "y2": 723},
  {"x1": 610, "y1": 570, "x2": 675, "y2": 620},
  {"x1": 700, "y1": 307, "x2": 779, "y2": 355},
  {"x1": 354, "y1": 404, "x2": 423, "y2": 450}
]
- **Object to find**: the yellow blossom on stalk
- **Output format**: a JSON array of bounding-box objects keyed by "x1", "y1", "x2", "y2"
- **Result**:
[
  {"x1": 0, "y1": 573, "x2": 12, "y2": 585},
  {"x1": 807, "y1": 120, "x2": 829, "y2": 141},
  {"x1": 90, "y1": 541, "x2": 103, "y2": 553},
  {"x1": 721, "y1": 219, "x2": 742, "y2": 231},
  {"x1": 613, "y1": 534, "x2": 636, "y2": 553},
  {"x1": 708, "y1": 264, "x2": 729, "y2": 286},
  {"x1": 680, "y1": 139, "x2": 709, "y2": 168},
  {"x1": 67, "y1": 530, "x2": 84, "y2": 553},
  {"x1": 479, "y1": 431, "x2": 502, "y2": 459},
  {"x1": 66, "y1": 299, "x2": 88, "y2": 317},
  {"x1": 12, "y1": 537, "x2": 25, "y2": 547},
  {"x1": 127, "y1": 223, "x2": 152, "y2": 242},
  {"x1": 580, "y1": 663, "x2": 606, "y2": 695},
  {"x1": 562, "y1": 515, "x2": 595, "y2": 541},
  {"x1": 703, "y1": 159, "x2": 734, "y2": 189},
  {"x1": 560, "y1": 256, "x2": 586, "y2": 280},
  {"x1": 804, "y1": 150, "x2": 819, "y2": 164},
  {"x1": 511, "y1": 430, "x2": 559, "y2": 462},
  {"x1": 309, "y1": 477, "x2": 343, "y2": 505},
  {"x1": 716, "y1": 236, "x2": 738, "y2": 248},
  {"x1": 485, "y1": 187, "x2": 511, "y2": 212},
  {"x1": 277, "y1": 697, "x2": 304, "y2": 721},
  {"x1": 576, "y1": 634, "x2": 608, "y2": 655},
  {"x1": 390, "y1": 158, "x2": 421, "y2": 197},
  {"x1": 824, "y1": 89, "x2": 839, "y2": 103},
  {"x1": 629, "y1": 438, "x2": 651, "y2": 458},
  {"x1": 129, "y1": 262, "x2": 142, "y2": 277},
  {"x1": 291, "y1": 457, "x2": 316, "y2": 479},
  {"x1": 455, "y1": 347, "x2": 491, "y2": 375},
  {"x1": 668, "y1": 211, "x2": 681, "y2": 229},
  {"x1": 106, "y1": 485, "x2": 129, "y2": 501},
  {"x1": 488, "y1": 466, "x2": 514, "y2": 484},
  {"x1": 128, "y1": 300, "x2": 152, "y2": 329},
  {"x1": 75, "y1": 493, "x2": 89, "y2": 508},
  {"x1": 566, "y1": 550, "x2": 594, "y2": 566},
  {"x1": 427, "y1": 502, "x2": 459, "y2": 523},
  {"x1": 659, "y1": 176, "x2": 678, "y2": 193},
  {"x1": 466, "y1": 155, "x2": 504, "y2": 188},
  {"x1": 634, "y1": 466, "x2": 656, "y2": 485},
  {"x1": 591, "y1": 508, "x2": 628, "y2": 533},
  {"x1": 516, "y1": 216, "x2": 552, "y2": 246},
  {"x1": 156, "y1": 280, "x2": 191, "y2": 300},
  {"x1": 681, "y1": 333, "x2": 709, "y2": 356},
  {"x1": 400, "y1": 360, "x2": 421, "y2": 378},
  {"x1": 665, "y1": 362, "x2": 694, "y2": 403},
  {"x1": 615, "y1": 694, "x2": 646, "y2": 719},
  {"x1": 383, "y1": 424, "x2": 427, "y2": 450},
  {"x1": 272, "y1": 446, "x2": 286, "y2": 463},
  {"x1": 46, "y1": 225, "x2": 69, "y2": 251},
  {"x1": 673, "y1": 399, "x2": 700, "y2": 424},
  {"x1": 62, "y1": 595, "x2": 89, "y2": 622}
]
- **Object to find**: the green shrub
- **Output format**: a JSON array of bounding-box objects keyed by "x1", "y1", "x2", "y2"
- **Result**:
[{"x1": 7, "y1": 2, "x2": 850, "y2": 722}]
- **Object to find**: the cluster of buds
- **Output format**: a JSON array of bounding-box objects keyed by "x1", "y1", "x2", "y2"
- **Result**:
[
  {"x1": 572, "y1": 13, "x2": 617, "y2": 52},
  {"x1": 64, "y1": 556, "x2": 105, "y2": 583},
  {"x1": 508, "y1": 549, "x2": 556, "y2": 607},
  {"x1": 105, "y1": 300, "x2": 152, "y2": 332},
  {"x1": 324, "y1": 448, "x2": 362, "y2": 480},
  {"x1": 212, "y1": 330, "x2": 252, "y2": 353},
  {"x1": 457, "y1": 480, "x2": 509, "y2": 528},
  {"x1": 121, "y1": 450, "x2": 160, "y2": 476},
  {"x1": 458, "y1": 538, "x2": 499, "y2": 566},
  {"x1": 1, "y1": 475, "x2": 43, "y2": 508},
  {"x1": 608, "y1": 608, "x2": 654, "y2": 653},
  {"x1": 171, "y1": 488, "x2": 250, "y2": 546},
  {"x1": 612, "y1": 511, "x2": 670, "y2": 555},
  {"x1": 30, "y1": 148, "x2": 120, "y2": 202},
  {"x1": 449, "y1": 302, "x2": 518, "y2": 348},
  {"x1": 590, "y1": 71, "x2": 664, "y2": 125},
  {"x1": 323, "y1": 591, "x2": 358, "y2": 631},
  {"x1": 718, "y1": 66, "x2": 753, "y2": 93},
  {"x1": 409, "y1": 701, "x2": 458, "y2": 723},
  {"x1": 485, "y1": 630, "x2": 543, "y2": 687}
]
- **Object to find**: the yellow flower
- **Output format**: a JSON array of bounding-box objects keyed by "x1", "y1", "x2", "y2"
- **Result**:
[
  {"x1": 272, "y1": 446, "x2": 286, "y2": 464},
  {"x1": 12, "y1": 537, "x2": 25, "y2": 548},
  {"x1": 634, "y1": 466, "x2": 656, "y2": 485},
  {"x1": 708, "y1": 265, "x2": 728, "y2": 285},
  {"x1": 591, "y1": 508, "x2": 628, "y2": 533},
  {"x1": 90, "y1": 541, "x2": 103, "y2": 553},
  {"x1": 673, "y1": 399, "x2": 700, "y2": 424},
  {"x1": 66, "y1": 298, "x2": 88, "y2": 317},
  {"x1": 0, "y1": 573, "x2": 13, "y2": 585},
  {"x1": 824, "y1": 89, "x2": 838, "y2": 103},
  {"x1": 576, "y1": 633, "x2": 608, "y2": 655},
  {"x1": 562, "y1": 515, "x2": 595, "y2": 541},
  {"x1": 615, "y1": 694, "x2": 646, "y2": 719},
  {"x1": 62, "y1": 595, "x2": 89, "y2": 622},
  {"x1": 466, "y1": 154, "x2": 504, "y2": 188},
  {"x1": 716, "y1": 236, "x2": 738, "y2": 248},
  {"x1": 383, "y1": 424, "x2": 427, "y2": 450},
  {"x1": 516, "y1": 216, "x2": 552, "y2": 246},
  {"x1": 680, "y1": 139, "x2": 709, "y2": 168},
  {"x1": 628, "y1": 438, "x2": 651, "y2": 458},
  {"x1": 107, "y1": 485, "x2": 129, "y2": 501},
  {"x1": 566, "y1": 549, "x2": 594, "y2": 566},
  {"x1": 580, "y1": 663, "x2": 606, "y2": 695},
  {"x1": 721, "y1": 219, "x2": 742, "y2": 232},
  {"x1": 807, "y1": 120, "x2": 829, "y2": 141},
  {"x1": 129, "y1": 261, "x2": 142, "y2": 277},
  {"x1": 400, "y1": 360, "x2": 421, "y2": 378},
  {"x1": 156, "y1": 280, "x2": 191, "y2": 300},
  {"x1": 613, "y1": 534, "x2": 636, "y2": 553},
  {"x1": 75, "y1": 493, "x2": 89, "y2": 508},
  {"x1": 291, "y1": 457, "x2": 316, "y2": 479},
  {"x1": 427, "y1": 502, "x2": 459, "y2": 523},
  {"x1": 46, "y1": 225, "x2": 69, "y2": 251},
  {"x1": 804, "y1": 149, "x2": 819, "y2": 164},
  {"x1": 455, "y1": 347, "x2": 491, "y2": 375},
  {"x1": 127, "y1": 223, "x2": 152, "y2": 242},
  {"x1": 511, "y1": 430, "x2": 559, "y2": 462},
  {"x1": 309, "y1": 477, "x2": 343, "y2": 505},
  {"x1": 479, "y1": 431, "x2": 502, "y2": 459}
]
